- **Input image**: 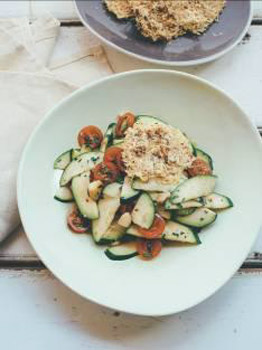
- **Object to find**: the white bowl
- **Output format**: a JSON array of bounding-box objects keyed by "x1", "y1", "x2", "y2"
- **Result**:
[{"x1": 18, "y1": 70, "x2": 262, "y2": 316}]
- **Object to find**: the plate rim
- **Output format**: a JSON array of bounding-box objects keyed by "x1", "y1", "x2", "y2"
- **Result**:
[
  {"x1": 74, "y1": 0, "x2": 253, "y2": 67},
  {"x1": 17, "y1": 69, "x2": 262, "y2": 316}
]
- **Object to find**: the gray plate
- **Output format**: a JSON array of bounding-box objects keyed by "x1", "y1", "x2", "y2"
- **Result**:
[{"x1": 75, "y1": 0, "x2": 252, "y2": 66}]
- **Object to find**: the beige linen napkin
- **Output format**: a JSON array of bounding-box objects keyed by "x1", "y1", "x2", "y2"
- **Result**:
[{"x1": 0, "y1": 15, "x2": 112, "y2": 242}]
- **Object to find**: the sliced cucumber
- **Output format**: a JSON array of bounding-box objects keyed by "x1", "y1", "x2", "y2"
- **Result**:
[
  {"x1": 100, "y1": 123, "x2": 115, "y2": 152},
  {"x1": 54, "y1": 186, "x2": 74, "y2": 203},
  {"x1": 165, "y1": 198, "x2": 203, "y2": 210},
  {"x1": 72, "y1": 145, "x2": 91, "y2": 160},
  {"x1": 203, "y1": 193, "x2": 233, "y2": 209},
  {"x1": 103, "y1": 182, "x2": 122, "y2": 198},
  {"x1": 126, "y1": 224, "x2": 144, "y2": 237},
  {"x1": 105, "y1": 242, "x2": 138, "y2": 261},
  {"x1": 54, "y1": 150, "x2": 72, "y2": 170},
  {"x1": 162, "y1": 221, "x2": 201, "y2": 244},
  {"x1": 97, "y1": 222, "x2": 126, "y2": 245},
  {"x1": 174, "y1": 208, "x2": 217, "y2": 228},
  {"x1": 170, "y1": 175, "x2": 216, "y2": 204},
  {"x1": 121, "y1": 177, "x2": 140, "y2": 202},
  {"x1": 172, "y1": 208, "x2": 196, "y2": 217},
  {"x1": 131, "y1": 193, "x2": 155, "y2": 229},
  {"x1": 133, "y1": 178, "x2": 180, "y2": 192},
  {"x1": 92, "y1": 197, "x2": 120, "y2": 243},
  {"x1": 113, "y1": 139, "x2": 124, "y2": 147},
  {"x1": 135, "y1": 115, "x2": 166, "y2": 126},
  {"x1": 60, "y1": 151, "x2": 102, "y2": 186},
  {"x1": 195, "y1": 148, "x2": 213, "y2": 171},
  {"x1": 71, "y1": 171, "x2": 99, "y2": 219},
  {"x1": 188, "y1": 142, "x2": 197, "y2": 156}
]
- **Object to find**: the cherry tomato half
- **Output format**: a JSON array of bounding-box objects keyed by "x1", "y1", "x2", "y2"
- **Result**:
[
  {"x1": 187, "y1": 158, "x2": 211, "y2": 177},
  {"x1": 77, "y1": 125, "x2": 103, "y2": 149},
  {"x1": 104, "y1": 147, "x2": 125, "y2": 172},
  {"x1": 92, "y1": 161, "x2": 119, "y2": 184},
  {"x1": 138, "y1": 214, "x2": 166, "y2": 238},
  {"x1": 137, "y1": 239, "x2": 162, "y2": 260},
  {"x1": 115, "y1": 112, "x2": 135, "y2": 138},
  {"x1": 67, "y1": 209, "x2": 90, "y2": 233}
]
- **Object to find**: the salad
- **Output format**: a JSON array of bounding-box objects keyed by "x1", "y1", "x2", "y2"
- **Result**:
[{"x1": 53, "y1": 112, "x2": 233, "y2": 261}]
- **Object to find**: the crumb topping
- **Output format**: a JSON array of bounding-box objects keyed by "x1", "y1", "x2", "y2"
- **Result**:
[{"x1": 122, "y1": 123, "x2": 194, "y2": 183}]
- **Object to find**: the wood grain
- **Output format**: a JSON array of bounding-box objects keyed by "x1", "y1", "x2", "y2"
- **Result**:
[{"x1": 0, "y1": 269, "x2": 261, "y2": 349}]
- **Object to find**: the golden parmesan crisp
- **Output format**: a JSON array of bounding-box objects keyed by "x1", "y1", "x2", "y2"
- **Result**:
[
  {"x1": 105, "y1": 0, "x2": 226, "y2": 41},
  {"x1": 104, "y1": 0, "x2": 134, "y2": 19},
  {"x1": 122, "y1": 123, "x2": 194, "y2": 184}
]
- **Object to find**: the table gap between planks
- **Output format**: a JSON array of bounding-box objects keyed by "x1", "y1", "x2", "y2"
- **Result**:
[{"x1": 0, "y1": 12, "x2": 261, "y2": 274}]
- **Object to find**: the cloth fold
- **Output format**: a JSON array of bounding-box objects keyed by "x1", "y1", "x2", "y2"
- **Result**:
[{"x1": 0, "y1": 14, "x2": 112, "y2": 242}]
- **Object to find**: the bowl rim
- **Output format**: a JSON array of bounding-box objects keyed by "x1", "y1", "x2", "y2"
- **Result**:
[
  {"x1": 17, "y1": 69, "x2": 262, "y2": 316},
  {"x1": 74, "y1": 0, "x2": 253, "y2": 67}
]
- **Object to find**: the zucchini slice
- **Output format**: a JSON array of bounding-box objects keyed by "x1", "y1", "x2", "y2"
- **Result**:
[
  {"x1": 165, "y1": 198, "x2": 203, "y2": 210},
  {"x1": 60, "y1": 151, "x2": 102, "y2": 186},
  {"x1": 54, "y1": 186, "x2": 74, "y2": 203},
  {"x1": 162, "y1": 221, "x2": 201, "y2": 244},
  {"x1": 113, "y1": 139, "x2": 124, "y2": 147},
  {"x1": 92, "y1": 197, "x2": 120, "y2": 243},
  {"x1": 131, "y1": 193, "x2": 155, "y2": 229},
  {"x1": 174, "y1": 208, "x2": 217, "y2": 228},
  {"x1": 103, "y1": 182, "x2": 122, "y2": 198},
  {"x1": 54, "y1": 150, "x2": 72, "y2": 170},
  {"x1": 126, "y1": 224, "x2": 144, "y2": 237},
  {"x1": 203, "y1": 193, "x2": 233, "y2": 209},
  {"x1": 71, "y1": 171, "x2": 99, "y2": 219},
  {"x1": 133, "y1": 178, "x2": 179, "y2": 192},
  {"x1": 105, "y1": 242, "x2": 138, "y2": 261},
  {"x1": 100, "y1": 123, "x2": 115, "y2": 152},
  {"x1": 172, "y1": 208, "x2": 196, "y2": 217},
  {"x1": 170, "y1": 175, "x2": 216, "y2": 204},
  {"x1": 71, "y1": 145, "x2": 91, "y2": 160},
  {"x1": 97, "y1": 222, "x2": 126, "y2": 245},
  {"x1": 121, "y1": 177, "x2": 140, "y2": 202},
  {"x1": 135, "y1": 115, "x2": 166, "y2": 126},
  {"x1": 195, "y1": 148, "x2": 213, "y2": 171},
  {"x1": 188, "y1": 142, "x2": 197, "y2": 156}
]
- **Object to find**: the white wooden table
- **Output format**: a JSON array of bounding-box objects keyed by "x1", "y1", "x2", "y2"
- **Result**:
[{"x1": 0, "y1": 2, "x2": 262, "y2": 349}]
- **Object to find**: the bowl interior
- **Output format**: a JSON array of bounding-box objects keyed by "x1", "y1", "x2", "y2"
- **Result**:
[
  {"x1": 18, "y1": 71, "x2": 262, "y2": 316},
  {"x1": 75, "y1": 0, "x2": 251, "y2": 65}
]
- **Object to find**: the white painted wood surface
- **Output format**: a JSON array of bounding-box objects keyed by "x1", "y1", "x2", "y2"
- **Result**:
[
  {"x1": 0, "y1": 3, "x2": 261, "y2": 349},
  {"x1": 0, "y1": 1, "x2": 261, "y2": 20},
  {"x1": 0, "y1": 269, "x2": 261, "y2": 349}
]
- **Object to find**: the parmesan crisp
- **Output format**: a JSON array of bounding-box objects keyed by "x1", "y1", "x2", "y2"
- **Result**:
[
  {"x1": 122, "y1": 123, "x2": 194, "y2": 184},
  {"x1": 105, "y1": 0, "x2": 225, "y2": 41},
  {"x1": 104, "y1": 0, "x2": 133, "y2": 19}
]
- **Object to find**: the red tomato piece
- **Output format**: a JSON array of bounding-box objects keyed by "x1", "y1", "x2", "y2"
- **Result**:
[
  {"x1": 115, "y1": 112, "x2": 135, "y2": 138},
  {"x1": 67, "y1": 209, "x2": 90, "y2": 233},
  {"x1": 92, "y1": 161, "x2": 119, "y2": 184},
  {"x1": 77, "y1": 125, "x2": 103, "y2": 149},
  {"x1": 137, "y1": 239, "x2": 162, "y2": 260},
  {"x1": 104, "y1": 146, "x2": 126, "y2": 172},
  {"x1": 138, "y1": 214, "x2": 166, "y2": 239}
]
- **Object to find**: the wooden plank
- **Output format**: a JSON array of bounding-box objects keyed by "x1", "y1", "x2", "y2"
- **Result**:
[
  {"x1": 0, "y1": 1, "x2": 30, "y2": 17},
  {"x1": 30, "y1": 0, "x2": 77, "y2": 20},
  {"x1": 253, "y1": 0, "x2": 262, "y2": 19},
  {"x1": 0, "y1": 270, "x2": 260, "y2": 349}
]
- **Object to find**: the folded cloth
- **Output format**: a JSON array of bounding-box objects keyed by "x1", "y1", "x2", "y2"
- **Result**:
[{"x1": 0, "y1": 14, "x2": 112, "y2": 242}]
